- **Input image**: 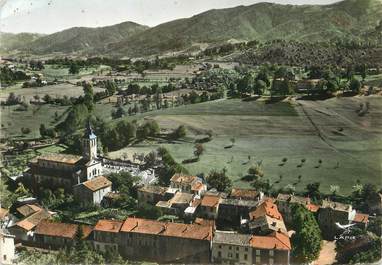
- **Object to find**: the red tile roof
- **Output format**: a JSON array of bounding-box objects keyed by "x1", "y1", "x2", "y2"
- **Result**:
[
  {"x1": 249, "y1": 199, "x2": 283, "y2": 221},
  {"x1": 38, "y1": 154, "x2": 83, "y2": 165},
  {"x1": 82, "y1": 176, "x2": 112, "y2": 192},
  {"x1": 230, "y1": 188, "x2": 259, "y2": 200},
  {"x1": 306, "y1": 203, "x2": 320, "y2": 213},
  {"x1": 201, "y1": 195, "x2": 220, "y2": 208},
  {"x1": 191, "y1": 181, "x2": 205, "y2": 191},
  {"x1": 15, "y1": 219, "x2": 35, "y2": 231},
  {"x1": 353, "y1": 213, "x2": 369, "y2": 224},
  {"x1": 120, "y1": 217, "x2": 212, "y2": 241},
  {"x1": 170, "y1": 174, "x2": 197, "y2": 184},
  {"x1": 35, "y1": 220, "x2": 92, "y2": 239},
  {"x1": 94, "y1": 220, "x2": 123, "y2": 233},
  {"x1": 250, "y1": 231, "x2": 291, "y2": 251},
  {"x1": 13, "y1": 209, "x2": 52, "y2": 231},
  {"x1": 16, "y1": 204, "x2": 42, "y2": 217}
]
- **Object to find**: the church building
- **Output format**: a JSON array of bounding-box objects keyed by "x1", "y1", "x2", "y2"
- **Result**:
[{"x1": 28, "y1": 122, "x2": 103, "y2": 192}]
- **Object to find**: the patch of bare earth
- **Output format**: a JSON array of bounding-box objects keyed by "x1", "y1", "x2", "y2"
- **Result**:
[{"x1": 313, "y1": 240, "x2": 337, "y2": 265}]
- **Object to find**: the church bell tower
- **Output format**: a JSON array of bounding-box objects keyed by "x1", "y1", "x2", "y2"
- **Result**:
[{"x1": 83, "y1": 121, "x2": 98, "y2": 161}]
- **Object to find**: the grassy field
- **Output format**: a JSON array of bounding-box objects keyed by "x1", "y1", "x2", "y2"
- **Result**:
[
  {"x1": 109, "y1": 97, "x2": 382, "y2": 195},
  {"x1": 0, "y1": 104, "x2": 70, "y2": 139}
]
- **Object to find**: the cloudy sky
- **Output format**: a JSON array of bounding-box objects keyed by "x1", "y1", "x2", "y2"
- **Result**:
[{"x1": 1, "y1": 0, "x2": 342, "y2": 34}]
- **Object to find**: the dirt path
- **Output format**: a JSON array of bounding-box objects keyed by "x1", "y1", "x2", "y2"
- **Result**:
[{"x1": 313, "y1": 240, "x2": 337, "y2": 265}]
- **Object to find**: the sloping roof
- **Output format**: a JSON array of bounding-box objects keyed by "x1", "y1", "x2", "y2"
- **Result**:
[
  {"x1": 170, "y1": 174, "x2": 197, "y2": 184},
  {"x1": 16, "y1": 204, "x2": 42, "y2": 217},
  {"x1": 138, "y1": 185, "x2": 167, "y2": 195},
  {"x1": 13, "y1": 209, "x2": 52, "y2": 231},
  {"x1": 321, "y1": 200, "x2": 351, "y2": 212},
  {"x1": 120, "y1": 217, "x2": 212, "y2": 241},
  {"x1": 306, "y1": 203, "x2": 320, "y2": 213},
  {"x1": 250, "y1": 231, "x2": 291, "y2": 251},
  {"x1": 82, "y1": 176, "x2": 112, "y2": 192},
  {"x1": 353, "y1": 213, "x2": 369, "y2": 224},
  {"x1": 249, "y1": 215, "x2": 287, "y2": 234},
  {"x1": 14, "y1": 219, "x2": 35, "y2": 231},
  {"x1": 170, "y1": 192, "x2": 194, "y2": 205},
  {"x1": 249, "y1": 199, "x2": 283, "y2": 221},
  {"x1": 213, "y1": 231, "x2": 251, "y2": 246},
  {"x1": 0, "y1": 208, "x2": 8, "y2": 219},
  {"x1": 38, "y1": 153, "x2": 83, "y2": 165},
  {"x1": 230, "y1": 188, "x2": 259, "y2": 200},
  {"x1": 201, "y1": 195, "x2": 221, "y2": 208},
  {"x1": 276, "y1": 194, "x2": 310, "y2": 205},
  {"x1": 191, "y1": 181, "x2": 205, "y2": 191},
  {"x1": 35, "y1": 220, "x2": 92, "y2": 239},
  {"x1": 94, "y1": 220, "x2": 123, "y2": 233},
  {"x1": 220, "y1": 198, "x2": 259, "y2": 208}
]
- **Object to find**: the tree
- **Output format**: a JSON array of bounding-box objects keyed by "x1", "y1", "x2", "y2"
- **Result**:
[
  {"x1": 68, "y1": 62, "x2": 80, "y2": 75},
  {"x1": 291, "y1": 204, "x2": 322, "y2": 263},
  {"x1": 39, "y1": 124, "x2": 47, "y2": 137},
  {"x1": 206, "y1": 168, "x2": 232, "y2": 192},
  {"x1": 194, "y1": 143, "x2": 204, "y2": 159},
  {"x1": 349, "y1": 78, "x2": 361, "y2": 93},
  {"x1": 82, "y1": 82, "x2": 94, "y2": 112},
  {"x1": 171, "y1": 125, "x2": 187, "y2": 139},
  {"x1": 305, "y1": 182, "x2": 322, "y2": 202}
]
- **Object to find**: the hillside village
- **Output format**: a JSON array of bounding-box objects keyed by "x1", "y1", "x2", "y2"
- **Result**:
[
  {"x1": 1, "y1": 0, "x2": 382, "y2": 264},
  {"x1": 0, "y1": 123, "x2": 380, "y2": 264}
]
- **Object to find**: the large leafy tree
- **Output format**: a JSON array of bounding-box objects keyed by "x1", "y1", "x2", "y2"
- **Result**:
[
  {"x1": 206, "y1": 168, "x2": 232, "y2": 192},
  {"x1": 291, "y1": 204, "x2": 322, "y2": 263}
]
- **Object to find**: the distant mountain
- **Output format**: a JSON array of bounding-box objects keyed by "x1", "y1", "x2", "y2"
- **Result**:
[
  {"x1": 108, "y1": 0, "x2": 382, "y2": 56},
  {"x1": 4, "y1": 0, "x2": 382, "y2": 57},
  {"x1": 0, "y1": 32, "x2": 43, "y2": 53},
  {"x1": 21, "y1": 21, "x2": 149, "y2": 55}
]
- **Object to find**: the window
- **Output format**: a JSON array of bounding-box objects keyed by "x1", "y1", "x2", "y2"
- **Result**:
[
  {"x1": 255, "y1": 256, "x2": 261, "y2": 263},
  {"x1": 244, "y1": 254, "x2": 248, "y2": 260},
  {"x1": 256, "y1": 250, "x2": 260, "y2": 256},
  {"x1": 219, "y1": 245, "x2": 222, "y2": 249},
  {"x1": 236, "y1": 253, "x2": 239, "y2": 259},
  {"x1": 218, "y1": 251, "x2": 221, "y2": 258},
  {"x1": 229, "y1": 246, "x2": 232, "y2": 250},
  {"x1": 245, "y1": 247, "x2": 248, "y2": 252},
  {"x1": 228, "y1": 253, "x2": 233, "y2": 258},
  {"x1": 270, "y1": 258, "x2": 274, "y2": 265},
  {"x1": 269, "y1": 250, "x2": 274, "y2": 257},
  {"x1": 3, "y1": 255, "x2": 7, "y2": 261},
  {"x1": 236, "y1": 247, "x2": 239, "y2": 251}
]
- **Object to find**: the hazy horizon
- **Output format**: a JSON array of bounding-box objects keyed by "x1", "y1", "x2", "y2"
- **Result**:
[{"x1": 1, "y1": 0, "x2": 342, "y2": 34}]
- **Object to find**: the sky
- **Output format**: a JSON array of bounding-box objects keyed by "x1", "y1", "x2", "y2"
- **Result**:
[{"x1": 0, "y1": 0, "x2": 342, "y2": 34}]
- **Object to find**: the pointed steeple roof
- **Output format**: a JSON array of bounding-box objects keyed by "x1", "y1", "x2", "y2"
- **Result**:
[{"x1": 83, "y1": 120, "x2": 96, "y2": 139}]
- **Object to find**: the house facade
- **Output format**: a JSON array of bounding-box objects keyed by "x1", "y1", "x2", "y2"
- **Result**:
[
  {"x1": 73, "y1": 176, "x2": 112, "y2": 206},
  {"x1": 0, "y1": 229, "x2": 15, "y2": 265},
  {"x1": 92, "y1": 220, "x2": 123, "y2": 253}
]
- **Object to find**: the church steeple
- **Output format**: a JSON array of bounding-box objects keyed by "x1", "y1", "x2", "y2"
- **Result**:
[{"x1": 82, "y1": 121, "x2": 97, "y2": 161}]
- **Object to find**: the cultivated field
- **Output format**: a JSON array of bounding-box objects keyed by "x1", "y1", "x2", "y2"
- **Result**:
[{"x1": 110, "y1": 97, "x2": 382, "y2": 195}]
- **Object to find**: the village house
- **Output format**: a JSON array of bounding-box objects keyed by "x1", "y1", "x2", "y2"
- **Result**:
[
  {"x1": 295, "y1": 79, "x2": 322, "y2": 93},
  {"x1": 230, "y1": 188, "x2": 263, "y2": 201},
  {"x1": 276, "y1": 194, "x2": 319, "y2": 225},
  {"x1": 211, "y1": 230, "x2": 291, "y2": 265},
  {"x1": 0, "y1": 229, "x2": 15, "y2": 265},
  {"x1": 0, "y1": 208, "x2": 9, "y2": 228},
  {"x1": 7, "y1": 208, "x2": 52, "y2": 243},
  {"x1": 33, "y1": 220, "x2": 93, "y2": 250},
  {"x1": 27, "y1": 122, "x2": 102, "y2": 192},
  {"x1": 218, "y1": 198, "x2": 259, "y2": 227},
  {"x1": 137, "y1": 185, "x2": 168, "y2": 206},
  {"x1": 170, "y1": 174, "x2": 207, "y2": 196},
  {"x1": 199, "y1": 194, "x2": 222, "y2": 220},
  {"x1": 101, "y1": 192, "x2": 122, "y2": 208},
  {"x1": 248, "y1": 199, "x2": 287, "y2": 236},
  {"x1": 92, "y1": 219, "x2": 123, "y2": 253},
  {"x1": 156, "y1": 192, "x2": 195, "y2": 217},
  {"x1": 73, "y1": 176, "x2": 112, "y2": 206},
  {"x1": 212, "y1": 231, "x2": 253, "y2": 265},
  {"x1": 317, "y1": 200, "x2": 354, "y2": 239},
  {"x1": 118, "y1": 217, "x2": 213, "y2": 263}
]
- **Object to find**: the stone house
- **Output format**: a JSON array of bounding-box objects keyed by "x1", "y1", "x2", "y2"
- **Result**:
[
  {"x1": 118, "y1": 217, "x2": 213, "y2": 263},
  {"x1": 92, "y1": 219, "x2": 123, "y2": 253},
  {"x1": 73, "y1": 176, "x2": 112, "y2": 206},
  {"x1": 137, "y1": 185, "x2": 168, "y2": 206},
  {"x1": 276, "y1": 194, "x2": 314, "y2": 225},
  {"x1": 170, "y1": 174, "x2": 207, "y2": 195},
  {"x1": 212, "y1": 230, "x2": 291, "y2": 265},
  {"x1": 33, "y1": 220, "x2": 93, "y2": 250},
  {"x1": 248, "y1": 199, "x2": 287, "y2": 236},
  {"x1": 0, "y1": 208, "x2": 9, "y2": 228},
  {"x1": 218, "y1": 198, "x2": 259, "y2": 227},
  {"x1": 317, "y1": 200, "x2": 353, "y2": 239},
  {"x1": 212, "y1": 231, "x2": 253, "y2": 265},
  {"x1": 199, "y1": 194, "x2": 221, "y2": 220},
  {"x1": 156, "y1": 192, "x2": 195, "y2": 217},
  {"x1": 0, "y1": 229, "x2": 15, "y2": 265},
  {"x1": 7, "y1": 208, "x2": 52, "y2": 243}
]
